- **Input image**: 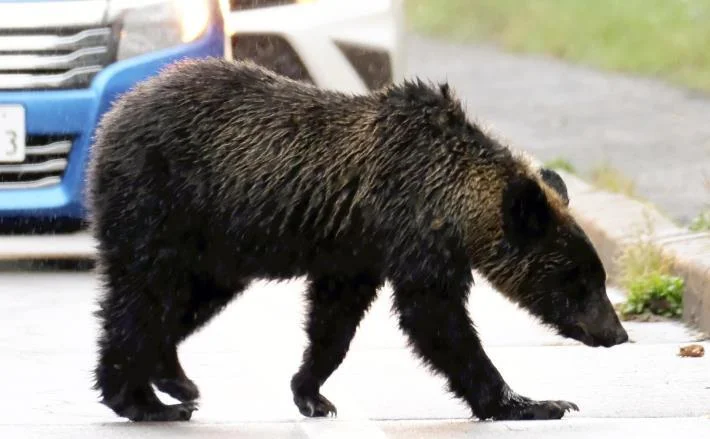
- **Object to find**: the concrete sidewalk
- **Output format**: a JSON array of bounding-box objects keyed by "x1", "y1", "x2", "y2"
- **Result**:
[{"x1": 0, "y1": 269, "x2": 707, "y2": 438}]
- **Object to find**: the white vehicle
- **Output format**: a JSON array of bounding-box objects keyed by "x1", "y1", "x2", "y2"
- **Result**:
[{"x1": 227, "y1": 0, "x2": 406, "y2": 93}]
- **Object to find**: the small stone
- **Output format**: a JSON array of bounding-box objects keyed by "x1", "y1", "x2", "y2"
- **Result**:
[{"x1": 678, "y1": 344, "x2": 705, "y2": 358}]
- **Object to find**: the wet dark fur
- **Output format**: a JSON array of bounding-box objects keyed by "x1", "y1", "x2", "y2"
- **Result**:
[{"x1": 88, "y1": 59, "x2": 627, "y2": 422}]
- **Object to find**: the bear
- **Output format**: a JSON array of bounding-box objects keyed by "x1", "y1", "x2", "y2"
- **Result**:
[{"x1": 87, "y1": 58, "x2": 629, "y2": 423}]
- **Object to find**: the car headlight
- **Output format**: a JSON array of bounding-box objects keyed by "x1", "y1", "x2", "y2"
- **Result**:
[{"x1": 110, "y1": 0, "x2": 213, "y2": 61}]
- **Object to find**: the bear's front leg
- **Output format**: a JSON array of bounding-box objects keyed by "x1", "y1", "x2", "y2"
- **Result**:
[{"x1": 391, "y1": 273, "x2": 579, "y2": 421}]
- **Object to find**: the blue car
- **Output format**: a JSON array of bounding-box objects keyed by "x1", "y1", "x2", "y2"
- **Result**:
[{"x1": 0, "y1": 0, "x2": 228, "y2": 233}]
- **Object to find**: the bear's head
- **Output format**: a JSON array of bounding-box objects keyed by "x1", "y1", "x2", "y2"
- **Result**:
[{"x1": 493, "y1": 166, "x2": 628, "y2": 348}]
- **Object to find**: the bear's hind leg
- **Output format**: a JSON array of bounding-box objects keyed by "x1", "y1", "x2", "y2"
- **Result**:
[
  {"x1": 152, "y1": 276, "x2": 247, "y2": 403},
  {"x1": 152, "y1": 346, "x2": 200, "y2": 403},
  {"x1": 94, "y1": 298, "x2": 197, "y2": 421},
  {"x1": 291, "y1": 273, "x2": 381, "y2": 417},
  {"x1": 94, "y1": 260, "x2": 201, "y2": 421}
]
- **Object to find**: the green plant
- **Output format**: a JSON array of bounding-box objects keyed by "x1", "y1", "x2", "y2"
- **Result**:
[
  {"x1": 616, "y1": 235, "x2": 671, "y2": 290},
  {"x1": 590, "y1": 163, "x2": 636, "y2": 198},
  {"x1": 544, "y1": 157, "x2": 576, "y2": 174},
  {"x1": 689, "y1": 208, "x2": 710, "y2": 232},
  {"x1": 615, "y1": 214, "x2": 684, "y2": 319},
  {"x1": 621, "y1": 273, "x2": 684, "y2": 318}
]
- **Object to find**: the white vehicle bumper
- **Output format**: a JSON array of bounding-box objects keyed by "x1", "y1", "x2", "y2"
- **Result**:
[{"x1": 225, "y1": 0, "x2": 406, "y2": 93}]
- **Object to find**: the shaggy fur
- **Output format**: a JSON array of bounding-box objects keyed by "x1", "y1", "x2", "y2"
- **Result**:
[{"x1": 88, "y1": 59, "x2": 628, "y2": 422}]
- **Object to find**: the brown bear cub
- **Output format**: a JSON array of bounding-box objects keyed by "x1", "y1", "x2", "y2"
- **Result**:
[{"x1": 88, "y1": 59, "x2": 628, "y2": 422}]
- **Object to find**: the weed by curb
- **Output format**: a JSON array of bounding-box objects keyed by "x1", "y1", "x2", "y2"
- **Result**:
[
  {"x1": 614, "y1": 213, "x2": 685, "y2": 321},
  {"x1": 689, "y1": 209, "x2": 710, "y2": 232},
  {"x1": 590, "y1": 162, "x2": 637, "y2": 199}
]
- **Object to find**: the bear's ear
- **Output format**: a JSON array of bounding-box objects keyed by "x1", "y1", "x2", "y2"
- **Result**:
[
  {"x1": 539, "y1": 167, "x2": 569, "y2": 206},
  {"x1": 502, "y1": 175, "x2": 553, "y2": 244}
]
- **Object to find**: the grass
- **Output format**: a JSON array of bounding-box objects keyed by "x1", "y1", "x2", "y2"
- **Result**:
[
  {"x1": 689, "y1": 176, "x2": 710, "y2": 231},
  {"x1": 406, "y1": 0, "x2": 710, "y2": 93},
  {"x1": 689, "y1": 209, "x2": 710, "y2": 232},
  {"x1": 589, "y1": 163, "x2": 636, "y2": 198},
  {"x1": 621, "y1": 273, "x2": 684, "y2": 319},
  {"x1": 615, "y1": 216, "x2": 684, "y2": 320},
  {"x1": 544, "y1": 157, "x2": 576, "y2": 174}
]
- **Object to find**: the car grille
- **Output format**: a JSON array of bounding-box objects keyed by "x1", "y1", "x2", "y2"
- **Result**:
[
  {"x1": 0, "y1": 135, "x2": 73, "y2": 189},
  {"x1": 0, "y1": 27, "x2": 115, "y2": 91},
  {"x1": 230, "y1": 0, "x2": 296, "y2": 11},
  {"x1": 232, "y1": 34, "x2": 313, "y2": 83}
]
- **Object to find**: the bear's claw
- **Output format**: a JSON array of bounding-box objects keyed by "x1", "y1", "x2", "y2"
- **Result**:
[
  {"x1": 154, "y1": 377, "x2": 200, "y2": 402},
  {"x1": 489, "y1": 395, "x2": 579, "y2": 421},
  {"x1": 294, "y1": 392, "x2": 338, "y2": 418}
]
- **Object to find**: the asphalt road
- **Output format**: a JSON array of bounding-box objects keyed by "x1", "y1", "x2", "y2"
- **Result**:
[
  {"x1": 0, "y1": 266, "x2": 707, "y2": 438},
  {"x1": 405, "y1": 35, "x2": 710, "y2": 225}
]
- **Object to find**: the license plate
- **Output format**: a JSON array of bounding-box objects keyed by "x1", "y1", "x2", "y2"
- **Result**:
[{"x1": 0, "y1": 105, "x2": 26, "y2": 163}]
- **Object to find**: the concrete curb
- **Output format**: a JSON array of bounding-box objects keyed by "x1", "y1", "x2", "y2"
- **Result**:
[{"x1": 556, "y1": 170, "x2": 710, "y2": 335}]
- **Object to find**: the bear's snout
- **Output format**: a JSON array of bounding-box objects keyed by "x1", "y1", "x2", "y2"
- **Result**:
[
  {"x1": 561, "y1": 292, "x2": 630, "y2": 348},
  {"x1": 594, "y1": 326, "x2": 629, "y2": 348},
  {"x1": 575, "y1": 302, "x2": 629, "y2": 348}
]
